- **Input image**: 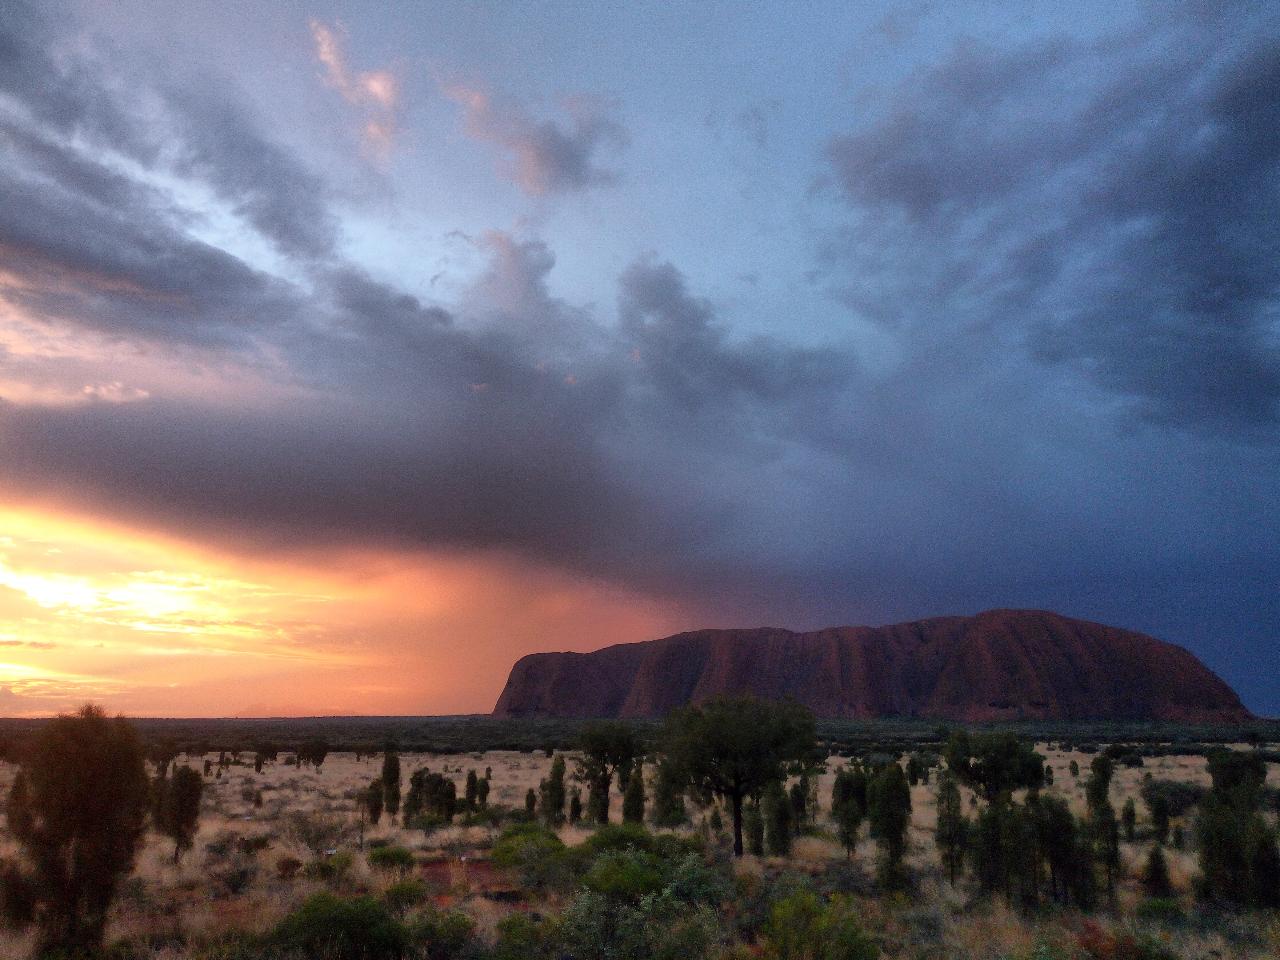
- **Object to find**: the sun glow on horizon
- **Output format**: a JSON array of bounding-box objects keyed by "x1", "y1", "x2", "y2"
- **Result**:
[{"x1": 0, "y1": 504, "x2": 690, "y2": 718}]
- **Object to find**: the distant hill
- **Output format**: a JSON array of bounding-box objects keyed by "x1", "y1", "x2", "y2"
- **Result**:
[{"x1": 491, "y1": 609, "x2": 1252, "y2": 723}]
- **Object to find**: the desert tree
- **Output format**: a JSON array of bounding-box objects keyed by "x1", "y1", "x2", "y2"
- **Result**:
[
  {"x1": 945, "y1": 731, "x2": 1045, "y2": 802},
  {"x1": 464, "y1": 770, "x2": 479, "y2": 811},
  {"x1": 525, "y1": 788, "x2": 537, "y2": 819},
  {"x1": 659, "y1": 695, "x2": 819, "y2": 857},
  {"x1": 1142, "y1": 844, "x2": 1173, "y2": 899},
  {"x1": 649, "y1": 755, "x2": 687, "y2": 827},
  {"x1": 365, "y1": 777, "x2": 384, "y2": 825},
  {"x1": 867, "y1": 762, "x2": 912, "y2": 889},
  {"x1": 622, "y1": 762, "x2": 645, "y2": 824},
  {"x1": 0, "y1": 706, "x2": 151, "y2": 958},
  {"x1": 382, "y1": 743, "x2": 402, "y2": 817},
  {"x1": 297, "y1": 739, "x2": 329, "y2": 771},
  {"x1": 574, "y1": 721, "x2": 641, "y2": 825},
  {"x1": 155, "y1": 765, "x2": 203, "y2": 864},
  {"x1": 539, "y1": 755, "x2": 567, "y2": 827},
  {"x1": 475, "y1": 776, "x2": 490, "y2": 810},
  {"x1": 1122, "y1": 797, "x2": 1136, "y2": 843},
  {"x1": 832, "y1": 766, "x2": 865, "y2": 862},
  {"x1": 568, "y1": 787, "x2": 583, "y2": 825},
  {"x1": 1196, "y1": 749, "x2": 1279, "y2": 907},
  {"x1": 934, "y1": 771, "x2": 968, "y2": 885},
  {"x1": 763, "y1": 780, "x2": 793, "y2": 856}
]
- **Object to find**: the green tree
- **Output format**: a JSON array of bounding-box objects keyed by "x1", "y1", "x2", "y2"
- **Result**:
[
  {"x1": 649, "y1": 756, "x2": 686, "y2": 827},
  {"x1": 867, "y1": 762, "x2": 912, "y2": 889},
  {"x1": 365, "y1": 777, "x2": 384, "y2": 826},
  {"x1": 934, "y1": 772, "x2": 968, "y2": 885},
  {"x1": 575, "y1": 721, "x2": 641, "y2": 825},
  {"x1": 0, "y1": 706, "x2": 151, "y2": 957},
  {"x1": 464, "y1": 769, "x2": 479, "y2": 811},
  {"x1": 155, "y1": 765, "x2": 203, "y2": 863},
  {"x1": 1196, "y1": 750, "x2": 1279, "y2": 907},
  {"x1": 658, "y1": 696, "x2": 819, "y2": 856},
  {"x1": 945, "y1": 731, "x2": 1045, "y2": 801},
  {"x1": 382, "y1": 744, "x2": 401, "y2": 817},
  {"x1": 539, "y1": 755, "x2": 567, "y2": 827},
  {"x1": 622, "y1": 763, "x2": 645, "y2": 824},
  {"x1": 1122, "y1": 797, "x2": 1136, "y2": 843},
  {"x1": 1141, "y1": 844, "x2": 1172, "y2": 899},
  {"x1": 568, "y1": 787, "x2": 583, "y2": 825},
  {"x1": 763, "y1": 780, "x2": 792, "y2": 856},
  {"x1": 831, "y1": 767, "x2": 865, "y2": 861}
]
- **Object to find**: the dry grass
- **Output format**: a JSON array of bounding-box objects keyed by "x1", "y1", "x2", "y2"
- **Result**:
[{"x1": 0, "y1": 745, "x2": 1274, "y2": 959}]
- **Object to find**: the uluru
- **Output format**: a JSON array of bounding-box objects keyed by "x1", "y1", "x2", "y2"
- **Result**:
[{"x1": 492, "y1": 609, "x2": 1252, "y2": 723}]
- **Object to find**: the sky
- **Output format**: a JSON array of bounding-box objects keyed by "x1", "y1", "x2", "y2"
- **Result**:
[{"x1": 0, "y1": 0, "x2": 1277, "y2": 717}]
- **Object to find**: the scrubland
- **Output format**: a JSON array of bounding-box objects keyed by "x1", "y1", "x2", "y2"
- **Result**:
[{"x1": 0, "y1": 743, "x2": 1277, "y2": 959}]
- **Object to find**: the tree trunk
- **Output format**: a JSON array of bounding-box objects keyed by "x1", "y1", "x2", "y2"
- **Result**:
[{"x1": 732, "y1": 792, "x2": 744, "y2": 857}]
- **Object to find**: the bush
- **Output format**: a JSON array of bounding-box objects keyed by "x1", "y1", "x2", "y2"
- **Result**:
[
  {"x1": 382, "y1": 878, "x2": 428, "y2": 913},
  {"x1": 368, "y1": 845, "x2": 416, "y2": 872},
  {"x1": 491, "y1": 822, "x2": 571, "y2": 891},
  {"x1": 583, "y1": 849, "x2": 667, "y2": 900},
  {"x1": 762, "y1": 890, "x2": 877, "y2": 960},
  {"x1": 407, "y1": 907, "x2": 478, "y2": 960},
  {"x1": 270, "y1": 893, "x2": 408, "y2": 960},
  {"x1": 304, "y1": 851, "x2": 354, "y2": 885}
]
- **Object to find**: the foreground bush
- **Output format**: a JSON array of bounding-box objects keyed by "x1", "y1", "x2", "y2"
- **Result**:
[
  {"x1": 762, "y1": 890, "x2": 878, "y2": 960},
  {"x1": 269, "y1": 893, "x2": 409, "y2": 960}
]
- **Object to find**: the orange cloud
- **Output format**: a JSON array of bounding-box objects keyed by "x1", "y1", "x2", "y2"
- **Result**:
[
  {"x1": 310, "y1": 20, "x2": 399, "y2": 157},
  {"x1": 0, "y1": 504, "x2": 693, "y2": 717}
]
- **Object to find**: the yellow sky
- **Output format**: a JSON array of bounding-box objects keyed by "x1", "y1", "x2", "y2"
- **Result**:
[{"x1": 0, "y1": 504, "x2": 689, "y2": 717}]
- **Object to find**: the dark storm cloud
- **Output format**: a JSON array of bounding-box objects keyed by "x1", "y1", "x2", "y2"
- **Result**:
[
  {"x1": 0, "y1": 1, "x2": 335, "y2": 271},
  {"x1": 824, "y1": 24, "x2": 1280, "y2": 430}
]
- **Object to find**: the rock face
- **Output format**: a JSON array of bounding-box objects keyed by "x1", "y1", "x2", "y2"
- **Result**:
[{"x1": 491, "y1": 609, "x2": 1252, "y2": 722}]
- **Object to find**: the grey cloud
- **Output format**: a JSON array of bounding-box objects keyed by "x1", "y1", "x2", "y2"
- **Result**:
[{"x1": 823, "y1": 24, "x2": 1280, "y2": 430}]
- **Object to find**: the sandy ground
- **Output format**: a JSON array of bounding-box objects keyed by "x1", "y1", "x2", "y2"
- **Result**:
[{"x1": 0, "y1": 744, "x2": 1275, "y2": 958}]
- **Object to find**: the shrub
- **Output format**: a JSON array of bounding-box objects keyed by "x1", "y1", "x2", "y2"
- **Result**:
[
  {"x1": 276, "y1": 856, "x2": 303, "y2": 881},
  {"x1": 270, "y1": 893, "x2": 408, "y2": 960},
  {"x1": 491, "y1": 823, "x2": 570, "y2": 891},
  {"x1": 583, "y1": 849, "x2": 666, "y2": 901},
  {"x1": 382, "y1": 878, "x2": 428, "y2": 913},
  {"x1": 304, "y1": 851, "x2": 354, "y2": 885},
  {"x1": 762, "y1": 890, "x2": 878, "y2": 960},
  {"x1": 407, "y1": 906, "x2": 478, "y2": 960},
  {"x1": 368, "y1": 845, "x2": 415, "y2": 872}
]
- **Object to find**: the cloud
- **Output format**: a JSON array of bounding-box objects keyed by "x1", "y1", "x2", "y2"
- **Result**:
[
  {"x1": 310, "y1": 20, "x2": 400, "y2": 155},
  {"x1": 447, "y1": 85, "x2": 627, "y2": 195},
  {"x1": 823, "y1": 22, "x2": 1280, "y2": 431}
]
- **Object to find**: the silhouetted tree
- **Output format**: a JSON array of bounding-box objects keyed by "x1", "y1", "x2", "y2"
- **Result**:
[
  {"x1": 297, "y1": 739, "x2": 328, "y2": 771},
  {"x1": 155, "y1": 765, "x2": 203, "y2": 864},
  {"x1": 574, "y1": 721, "x2": 641, "y2": 825},
  {"x1": 945, "y1": 731, "x2": 1045, "y2": 801},
  {"x1": 1196, "y1": 749, "x2": 1279, "y2": 907},
  {"x1": 365, "y1": 777, "x2": 384, "y2": 826},
  {"x1": 649, "y1": 756, "x2": 686, "y2": 827},
  {"x1": 659, "y1": 696, "x2": 819, "y2": 856},
  {"x1": 622, "y1": 763, "x2": 645, "y2": 823},
  {"x1": 525, "y1": 788, "x2": 537, "y2": 819},
  {"x1": 935, "y1": 772, "x2": 968, "y2": 885},
  {"x1": 1122, "y1": 797, "x2": 1136, "y2": 842},
  {"x1": 568, "y1": 787, "x2": 582, "y2": 825},
  {"x1": 832, "y1": 767, "x2": 865, "y2": 862},
  {"x1": 382, "y1": 744, "x2": 401, "y2": 817},
  {"x1": 1142, "y1": 844, "x2": 1172, "y2": 899},
  {"x1": 475, "y1": 776, "x2": 489, "y2": 810},
  {"x1": 867, "y1": 762, "x2": 912, "y2": 889},
  {"x1": 539, "y1": 755, "x2": 566, "y2": 827},
  {"x1": 0, "y1": 706, "x2": 150, "y2": 957},
  {"x1": 464, "y1": 770, "x2": 479, "y2": 811},
  {"x1": 763, "y1": 780, "x2": 792, "y2": 856}
]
